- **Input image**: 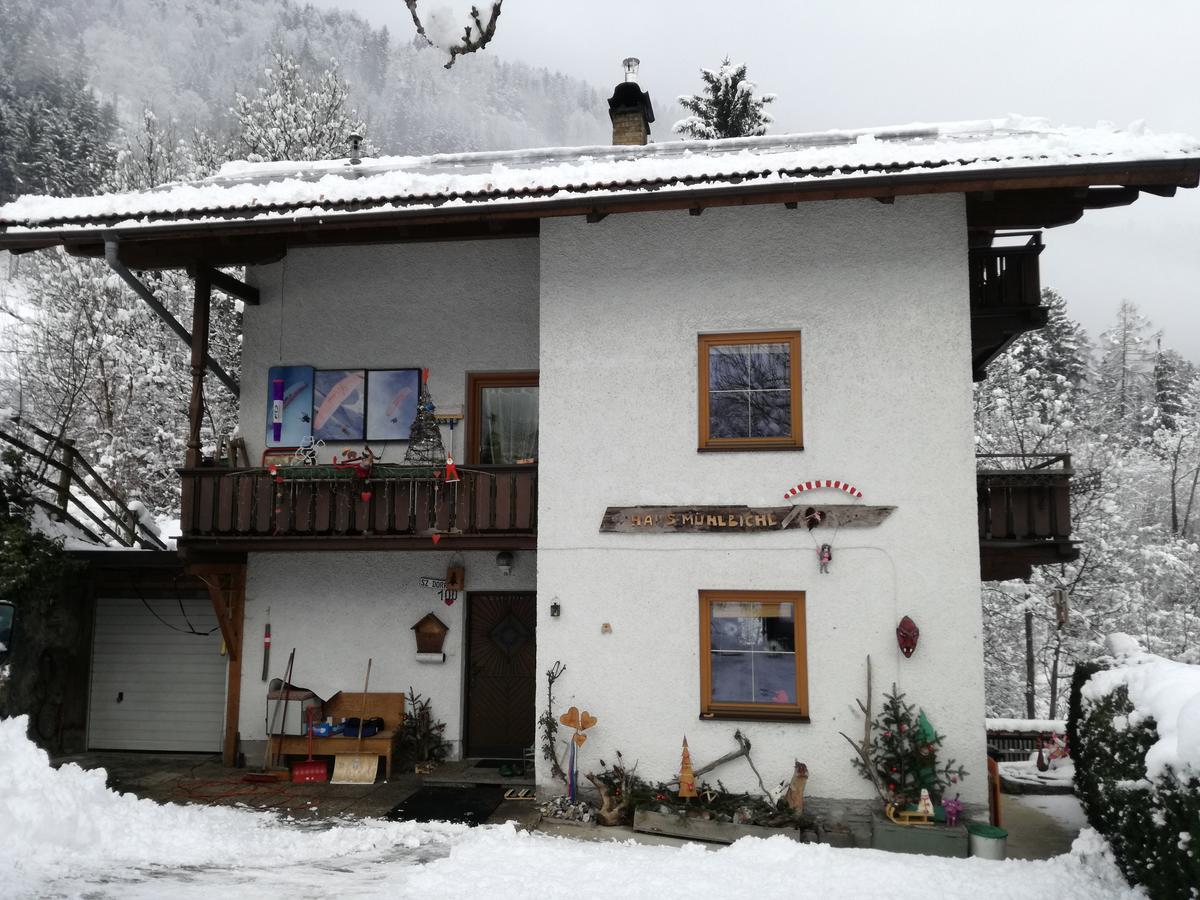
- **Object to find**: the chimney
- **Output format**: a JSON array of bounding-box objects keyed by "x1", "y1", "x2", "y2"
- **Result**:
[{"x1": 608, "y1": 57, "x2": 655, "y2": 146}]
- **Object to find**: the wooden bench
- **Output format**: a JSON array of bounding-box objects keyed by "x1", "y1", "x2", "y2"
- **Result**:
[{"x1": 271, "y1": 691, "x2": 405, "y2": 780}]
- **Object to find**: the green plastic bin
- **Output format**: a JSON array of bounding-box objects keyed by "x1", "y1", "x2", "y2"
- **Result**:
[{"x1": 966, "y1": 821, "x2": 1008, "y2": 859}]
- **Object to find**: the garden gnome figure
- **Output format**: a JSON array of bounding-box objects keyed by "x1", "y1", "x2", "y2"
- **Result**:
[
  {"x1": 678, "y1": 737, "x2": 697, "y2": 798},
  {"x1": 818, "y1": 543, "x2": 832, "y2": 573}
]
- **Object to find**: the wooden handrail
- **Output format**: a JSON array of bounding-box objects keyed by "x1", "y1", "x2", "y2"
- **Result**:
[{"x1": 0, "y1": 421, "x2": 166, "y2": 550}]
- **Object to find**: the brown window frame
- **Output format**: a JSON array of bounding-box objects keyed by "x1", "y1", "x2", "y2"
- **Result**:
[
  {"x1": 465, "y1": 371, "x2": 539, "y2": 465},
  {"x1": 699, "y1": 589, "x2": 809, "y2": 722},
  {"x1": 697, "y1": 330, "x2": 803, "y2": 451}
]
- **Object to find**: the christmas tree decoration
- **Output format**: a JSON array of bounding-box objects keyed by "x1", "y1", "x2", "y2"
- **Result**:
[
  {"x1": 404, "y1": 369, "x2": 446, "y2": 466},
  {"x1": 783, "y1": 479, "x2": 864, "y2": 501},
  {"x1": 851, "y1": 684, "x2": 967, "y2": 818},
  {"x1": 896, "y1": 615, "x2": 920, "y2": 658},
  {"x1": 677, "y1": 737, "x2": 697, "y2": 798},
  {"x1": 916, "y1": 788, "x2": 934, "y2": 816},
  {"x1": 941, "y1": 793, "x2": 963, "y2": 827}
]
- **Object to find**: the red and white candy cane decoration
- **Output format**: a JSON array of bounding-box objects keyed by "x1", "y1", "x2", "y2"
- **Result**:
[{"x1": 784, "y1": 479, "x2": 863, "y2": 501}]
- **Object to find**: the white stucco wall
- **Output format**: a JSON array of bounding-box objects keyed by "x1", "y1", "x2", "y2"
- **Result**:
[
  {"x1": 234, "y1": 238, "x2": 539, "y2": 760},
  {"x1": 240, "y1": 549, "x2": 536, "y2": 757},
  {"x1": 240, "y1": 238, "x2": 539, "y2": 462},
  {"x1": 537, "y1": 196, "x2": 987, "y2": 804}
]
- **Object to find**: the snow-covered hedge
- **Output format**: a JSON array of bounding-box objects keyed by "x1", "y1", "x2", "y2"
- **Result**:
[{"x1": 1068, "y1": 634, "x2": 1200, "y2": 899}]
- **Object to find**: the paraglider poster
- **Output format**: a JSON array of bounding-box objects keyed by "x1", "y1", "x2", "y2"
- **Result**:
[
  {"x1": 312, "y1": 369, "x2": 366, "y2": 441},
  {"x1": 365, "y1": 368, "x2": 420, "y2": 440},
  {"x1": 264, "y1": 365, "x2": 314, "y2": 447}
]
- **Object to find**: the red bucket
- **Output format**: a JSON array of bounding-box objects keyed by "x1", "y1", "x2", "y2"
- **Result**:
[{"x1": 291, "y1": 708, "x2": 328, "y2": 783}]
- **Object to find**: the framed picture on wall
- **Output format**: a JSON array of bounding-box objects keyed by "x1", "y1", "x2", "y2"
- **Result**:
[
  {"x1": 365, "y1": 368, "x2": 421, "y2": 441},
  {"x1": 313, "y1": 369, "x2": 366, "y2": 441},
  {"x1": 265, "y1": 365, "x2": 314, "y2": 447}
]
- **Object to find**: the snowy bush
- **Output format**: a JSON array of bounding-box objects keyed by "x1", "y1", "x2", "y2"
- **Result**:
[{"x1": 1068, "y1": 635, "x2": 1200, "y2": 899}]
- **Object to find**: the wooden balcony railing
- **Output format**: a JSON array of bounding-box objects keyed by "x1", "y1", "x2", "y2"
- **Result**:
[
  {"x1": 969, "y1": 233, "x2": 1048, "y2": 381},
  {"x1": 179, "y1": 464, "x2": 536, "y2": 551},
  {"x1": 977, "y1": 452, "x2": 1077, "y2": 580}
]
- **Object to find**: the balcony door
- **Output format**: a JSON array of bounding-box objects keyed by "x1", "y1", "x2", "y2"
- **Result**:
[{"x1": 464, "y1": 591, "x2": 536, "y2": 758}]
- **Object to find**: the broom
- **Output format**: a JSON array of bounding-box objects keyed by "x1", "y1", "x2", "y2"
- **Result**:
[{"x1": 331, "y1": 658, "x2": 376, "y2": 784}]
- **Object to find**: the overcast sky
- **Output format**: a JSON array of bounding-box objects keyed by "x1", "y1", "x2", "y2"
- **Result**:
[{"x1": 316, "y1": 0, "x2": 1200, "y2": 360}]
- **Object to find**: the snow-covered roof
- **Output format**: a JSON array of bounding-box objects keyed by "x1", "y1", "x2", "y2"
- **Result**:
[{"x1": 2, "y1": 115, "x2": 1198, "y2": 237}]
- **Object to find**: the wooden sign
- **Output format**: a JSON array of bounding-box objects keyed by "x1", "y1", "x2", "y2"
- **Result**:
[{"x1": 600, "y1": 504, "x2": 894, "y2": 533}]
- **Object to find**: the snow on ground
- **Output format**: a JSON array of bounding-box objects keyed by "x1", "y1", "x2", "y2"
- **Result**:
[
  {"x1": 0, "y1": 715, "x2": 1140, "y2": 899},
  {"x1": 1000, "y1": 758, "x2": 1075, "y2": 790},
  {"x1": 987, "y1": 717, "x2": 1067, "y2": 734}
]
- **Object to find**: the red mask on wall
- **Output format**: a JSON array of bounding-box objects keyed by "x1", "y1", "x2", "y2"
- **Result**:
[{"x1": 896, "y1": 615, "x2": 920, "y2": 658}]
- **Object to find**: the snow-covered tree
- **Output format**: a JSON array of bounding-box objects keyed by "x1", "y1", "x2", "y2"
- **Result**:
[
  {"x1": 673, "y1": 58, "x2": 776, "y2": 140},
  {"x1": 232, "y1": 48, "x2": 370, "y2": 162},
  {"x1": 403, "y1": 1, "x2": 504, "y2": 69},
  {"x1": 0, "y1": 0, "x2": 116, "y2": 203},
  {"x1": 1093, "y1": 300, "x2": 1157, "y2": 441}
]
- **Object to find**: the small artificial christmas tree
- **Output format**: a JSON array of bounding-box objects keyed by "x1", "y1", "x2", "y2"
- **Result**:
[
  {"x1": 852, "y1": 685, "x2": 967, "y2": 808},
  {"x1": 677, "y1": 736, "x2": 697, "y2": 798},
  {"x1": 673, "y1": 58, "x2": 776, "y2": 140},
  {"x1": 404, "y1": 369, "x2": 446, "y2": 466}
]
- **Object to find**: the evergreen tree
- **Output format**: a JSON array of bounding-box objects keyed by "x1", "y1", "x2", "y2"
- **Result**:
[
  {"x1": 1093, "y1": 300, "x2": 1157, "y2": 440},
  {"x1": 0, "y1": 0, "x2": 116, "y2": 203},
  {"x1": 673, "y1": 58, "x2": 776, "y2": 140},
  {"x1": 853, "y1": 686, "x2": 966, "y2": 806},
  {"x1": 232, "y1": 48, "x2": 371, "y2": 162}
]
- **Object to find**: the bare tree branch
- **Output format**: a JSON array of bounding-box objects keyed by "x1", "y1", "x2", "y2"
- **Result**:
[{"x1": 403, "y1": 1, "x2": 503, "y2": 69}]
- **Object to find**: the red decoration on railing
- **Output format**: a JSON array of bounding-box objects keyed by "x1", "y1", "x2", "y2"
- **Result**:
[
  {"x1": 784, "y1": 479, "x2": 863, "y2": 501},
  {"x1": 896, "y1": 615, "x2": 920, "y2": 658}
]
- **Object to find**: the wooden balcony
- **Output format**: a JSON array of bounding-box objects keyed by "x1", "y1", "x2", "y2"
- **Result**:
[
  {"x1": 970, "y1": 233, "x2": 1048, "y2": 381},
  {"x1": 178, "y1": 464, "x2": 536, "y2": 554},
  {"x1": 977, "y1": 453, "x2": 1077, "y2": 580}
]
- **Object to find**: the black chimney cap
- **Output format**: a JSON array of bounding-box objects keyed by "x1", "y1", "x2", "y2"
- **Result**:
[{"x1": 607, "y1": 82, "x2": 655, "y2": 124}]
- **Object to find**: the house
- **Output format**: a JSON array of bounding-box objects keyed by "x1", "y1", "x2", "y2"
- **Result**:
[{"x1": 2, "y1": 68, "x2": 1198, "y2": 819}]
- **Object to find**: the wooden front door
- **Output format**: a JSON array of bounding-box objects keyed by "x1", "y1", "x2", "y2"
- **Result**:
[{"x1": 465, "y1": 592, "x2": 536, "y2": 758}]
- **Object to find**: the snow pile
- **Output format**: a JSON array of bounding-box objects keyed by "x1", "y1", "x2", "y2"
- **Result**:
[
  {"x1": 1082, "y1": 633, "x2": 1200, "y2": 780},
  {"x1": 0, "y1": 715, "x2": 465, "y2": 894}
]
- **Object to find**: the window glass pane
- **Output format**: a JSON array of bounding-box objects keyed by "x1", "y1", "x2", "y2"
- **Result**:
[
  {"x1": 711, "y1": 652, "x2": 753, "y2": 702},
  {"x1": 479, "y1": 385, "x2": 538, "y2": 464},
  {"x1": 750, "y1": 390, "x2": 791, "y2": 437},
  {"x1": 709, "y1": 391, "x2": 749, "y2": 439},
  {"x1": 709, "y1": 600, "x2": 797, "y2": 706},
  {"x1": 747, "y1": 342, "x2": 790, "y2": 390},
  {"x1": 754, "y1": 653, "x2": 797, "y2": 704},
  {"x1": 709, "y1": 345, "x2": 750, "y2": 391},
  {"x1": 706, "y1": 339, "x2": 793, "y2": 441}
]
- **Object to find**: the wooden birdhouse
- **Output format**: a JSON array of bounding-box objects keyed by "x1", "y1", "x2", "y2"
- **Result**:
[{"x1": 412, "y1": 612, "x2": 450, "y2": 655}]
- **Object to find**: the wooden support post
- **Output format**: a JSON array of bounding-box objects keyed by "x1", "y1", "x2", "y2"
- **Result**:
[
  {"x1": 55, "y1": 438, "x2": 76, "y2": 518},
  {"x1": 190, "y1": 562, "x2": 246, "y2": 767},
  {"x1": 186, "y1": 267, "x2": 212, "y2": 468}
]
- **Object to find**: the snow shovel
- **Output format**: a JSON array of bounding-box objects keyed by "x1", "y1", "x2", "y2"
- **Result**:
[
  {"x1": 331, "y1": 658, "x2": 376, "y2": 784},
  {"x1": 291, "y1": 707, "x2": 328, "y2": 783}
]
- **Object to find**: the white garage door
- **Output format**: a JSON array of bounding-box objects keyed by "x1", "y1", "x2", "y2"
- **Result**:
[{"x1": 88, "y1": 596, "x2": 227, "y2": 752}]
